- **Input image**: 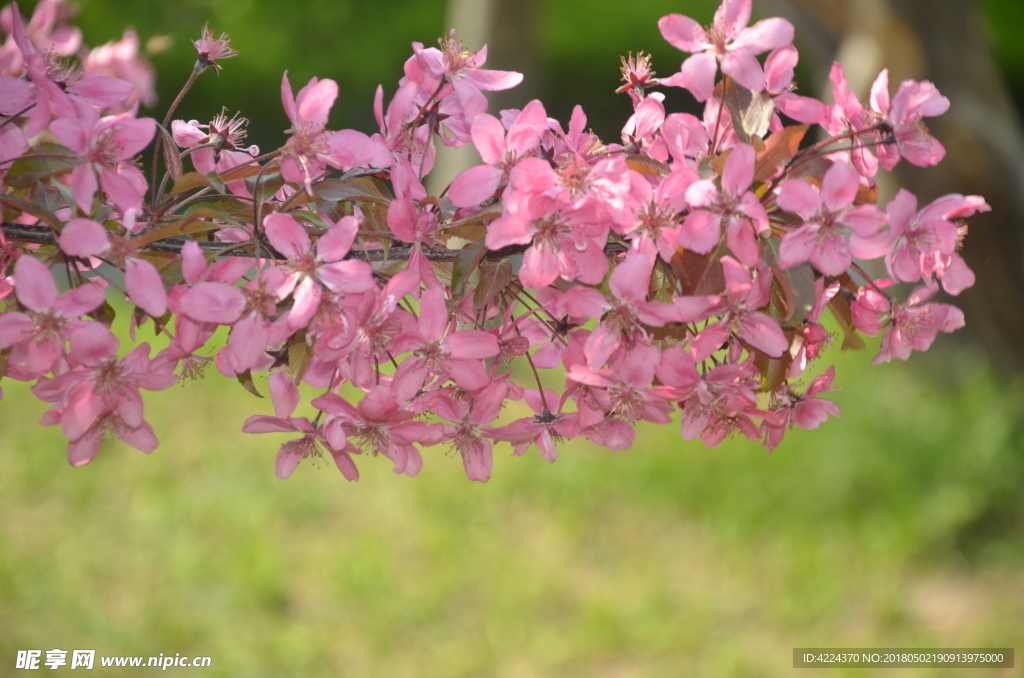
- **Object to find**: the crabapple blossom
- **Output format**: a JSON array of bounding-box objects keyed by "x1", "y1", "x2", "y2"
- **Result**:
[
  {"x1": 776, "y1": 160, "x2": 888, "y2": 276},
  {"x1": 658, "y1": 0, "x2": 794, "y2": 101}
]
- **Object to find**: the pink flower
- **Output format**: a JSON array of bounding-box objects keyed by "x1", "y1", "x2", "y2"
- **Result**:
[
  {"x1": 679, "y1": 144, "x2": 768, "y2": 267},
  {"x1": 280, "y1": 71, "x2": 373, "y2": 194},
  {"x1": 776, "y1": 160, "x2": 888, "y2": 276},
  {"x1": 762, "y1": 365, "x2": 841, "y2": 452},
  {"x1": 369, "y1": 80, "x2": 433, "y2": 171},
  {"x1": 849, "y1": 279, "x2": 895, "y2": 337},
  {"x1": 884, "y1": 190, "x2": 987, "y2": 289},
  {"x1": 568, "y1": 344, "x2": 674, "y2": 424},
  {"x1": 787, "y1": 278, "x2": 838, "y2": 378},
  {"x1": 264, "y1": 211, "x2": 375, "y2": 330},
  {"x1": 764, "y1": 44, "x2": 826, "y2": 126},
  {"x1": 171, "y1": 111, "x2": 259, "y2": 194},
  {"x1": 658, "y1": 0, "x2": 794, "y2": 101},
  {"x1": 386, "y1": 196, "x2": 446, "y2": 247},
  {"x1": 689, "y1": 256, "x2": 788, "y2": 360},
  {"x1": 869, "y1": 69, "x2": 949, "y2": 170},
  {"x1": 32, "y1": 323, "x2": 177, "y2": 465},
  {"x1": 83, "y1": 28, "x2": 156, "y2": 110},
  {"x1": 389, "y1": 285, "x2": 500, "y2": 392},
  {"x1": 675, "y1": 361, "x2": 761, "y2": 446},
  {"x1": 7, "y1": 3, "x2": 131, "y2": 126},
  {"x1": 448, "y1": 99, "x2": 548, "y2": 208},
  {"x1": 581, "y1": 242, "x2": 696, "y2": 369},
  {"x1": 623, "y1": 166, "x2": 698, "y2": 261},
  {"x1": 54, "y1": 219, "x2": 168, "y2": 318},
  {"x1": 312, "y1": 385, "x2": 446, "y2": 477},
  {"x1": 621, "y1": 94, "x2": 668, "y2": 161},
  {"x1": 50, "y1": 105, "x2": 156, "y2": 219},
  {"x1": 212, "y1": 267, "x2": 292, "y2": 375},
  {"x1": 242, "y1": 371, "x2": 359, "y2": 480},
  {"x1": 0, "y1": 1, "x2": 81, "y2": 77},
  {"x1": 484, "y1": 388, "x2": 580, "y2": 463},
  {"x1": 193, "y1": 23, "x2": 237, "y2": 74},
  {"x1": 420, "y1": 381, "x2": 508, "y2": 482},
  {"x1": 873, "y1": 283, "x2": 964, "y2": 365},
  {"x1": 0, "y1": 255, "x2": 104, "y2": 376},
  {"x1": 822, "y1": 62, "x2": 878, "y2": 178},
  {"x1": 403, "y1": 30, "x2": 523, "y2": 144},
  {"x1": 485, "y1": 178, "x2": 609, "y2": 289}
]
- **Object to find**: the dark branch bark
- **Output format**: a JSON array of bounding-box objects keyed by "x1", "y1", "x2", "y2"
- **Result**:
[{"x1": 2, "y1": 222, "x2": 627, "y2": 263}]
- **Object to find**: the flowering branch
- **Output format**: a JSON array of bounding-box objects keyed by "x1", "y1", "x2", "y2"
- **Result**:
[{"x1": 0, "y1": 0, "x2": 988, "y2": 482}]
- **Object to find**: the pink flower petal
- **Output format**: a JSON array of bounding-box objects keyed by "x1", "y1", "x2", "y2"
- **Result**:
[
  {"x1": 449, "y1": 164, "x2": 501, "y2": 208},
  {"x1": 125, "y1": 257, "x2": 167, "y2": 317},
  {"x1": 678, "y1": 51, "x2": 718, "y2": 102},
  {"x1": 658, "y1": 14, "x2": 709, "y2": 53},
  {"x1": 181, "y1": 282, "x2": 245, "y2": 324},
  {"x1": 59, "y1": 218, "x2": 109, "y2": 258},
  {"x1": 14, "y1": 255, "x2": 58, "y2": 311},
  {"x1": 264, "y1": 212, "x2": 310, "y2": 260},
  {"x1": 444, "y1": 330, "x2": 499, "y2": 359}
]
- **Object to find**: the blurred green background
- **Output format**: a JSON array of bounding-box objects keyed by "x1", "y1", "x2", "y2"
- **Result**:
[{"x1": 3, "y1": 0, "x2": 1024, "y2": 676}]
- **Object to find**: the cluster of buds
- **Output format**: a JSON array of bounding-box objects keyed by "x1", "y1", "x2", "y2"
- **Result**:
[{"x1": 0, "y1": 0, "x2": 986, "y2": 481}]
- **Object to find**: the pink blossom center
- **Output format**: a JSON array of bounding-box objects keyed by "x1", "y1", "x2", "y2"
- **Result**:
[
  {"x1": 353, "y1": 423, "x2": 390, "y2": 456},
  {"x1": 87, "y1": 129, "x2": 123, "y2": 168},
  {"x1": 280, "y1": 433, "x2": 322, "y2": 463},
  {"x1": 47, "y1": 55, "x2": 84, "y2": 91},
  {"x1": 556, "y1": 156, "x2": 592, "y2": 196},
  {"x1": 287, "y1": 123, "x2": 328, "y2": 160},
  {"x1": 603, "y1": 300, "x2": 642, "y2": 337},
  {"x1": 533, "y1": 216, "x2": 571, "y2": 252},
  {"x1": 30, "y1": 310, "x2": 65, "y2": 341},
  {"x1": 451, "y1": 421, "x2": 480, "y2": 454},
  {"x1": 637, "y1": 201, "x2": 677, "y2": 241},
  {"x1": 243, "y1": 284, "x2": 278, "y2": 319},
  {"x1": 92, "y1": 359, "x2": 129, "y2": 398},
  {"x1": 606, "y1": 384, "x2": 646, "y2": 422},
  {"x1": 415, "y1": 340, "x2": 448, "y2": 371}
]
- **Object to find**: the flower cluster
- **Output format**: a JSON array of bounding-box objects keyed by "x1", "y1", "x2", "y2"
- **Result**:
[{"x1": 0, "y1": 0, "x2": 986, "y2": 481}]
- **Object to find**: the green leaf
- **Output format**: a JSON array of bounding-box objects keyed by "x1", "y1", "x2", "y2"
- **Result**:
[
  {"x1": 236, "y1": 369, "x2": 264, "y2": 398},
  {"x1": 88, "y1": 300, "x2": 117, "y2": 325},
  {"x1": 0, "y1": 194, "x2": 61, "y2": 230},
  {"x1": 451, "y1": 239, "x2": 487, "y2": 303},
  {"x1": 4, "y1": 142, "x2": 81, "y2": 188},
  {"x1": 48, "y1": 176, "x2": 77, "y2": 208},
  {"x1": 291, "y1": 210, "x2": 328, "y2": 231},
  {"x1": 311, "y1": 177, "x2": 392, "y2": 203},
  {"x1": 827, "y1": 275, "x2": 867, "y2": 351},
  {"x1": 247, "y1": 171, "x2": 284, "y2": 205},
  {"x1": 721, "y1": 77, "x2": 774, "y2": 144},
  {"x1": 287, "y1": 329, "x2": 313, "y2": 386},
  {"x1": 157, "y1": 124, "x2": 183, "y2": 183},
  {"x1": 625, "y1": 154, "x2": 670, "y2": 177},
  {"x1": 219, "y1": 163, "x2": 264, "y2": 183},
  {"x1": 30, "y1": 180, "x2": 62, "y2": 214},
  {"x1": 167, "y1": 172, "x2": 214, "y2": 197},
  {"x1": 205, "y1": 171, "x2": 227, "y2": 195}
]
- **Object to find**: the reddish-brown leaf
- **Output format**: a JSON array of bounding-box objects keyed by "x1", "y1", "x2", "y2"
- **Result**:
[
  {"x1": 670, "y1": 245, "x2": 726, "y2": 296},
  {"x1": 754, "y1": 125, "x2": 808, "y2": 182},
  {"x1": 626, "y1": 154, "x2": 670, "y2": 176}
]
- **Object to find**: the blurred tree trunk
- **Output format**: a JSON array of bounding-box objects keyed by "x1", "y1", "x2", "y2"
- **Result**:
[{"x1": 768, "y1": 0, "x2": 1024, "y2": 372}]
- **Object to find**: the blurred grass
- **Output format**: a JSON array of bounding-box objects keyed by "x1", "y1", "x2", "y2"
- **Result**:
[{"x1": 1, "y1": 332, "x2": 1022, "y2": 677}]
